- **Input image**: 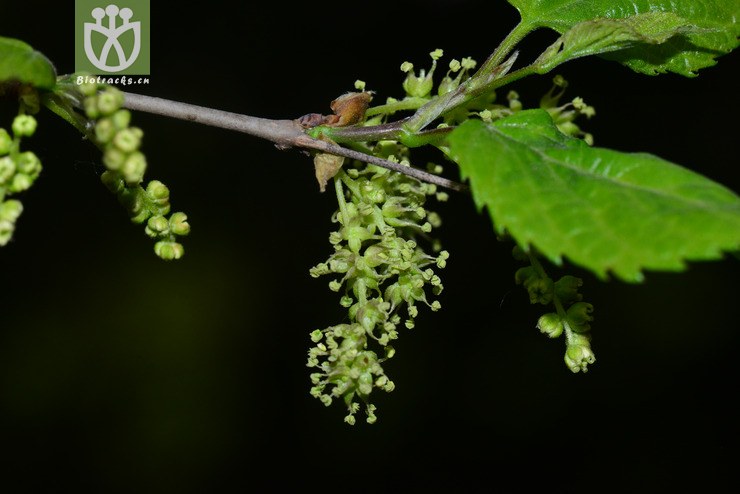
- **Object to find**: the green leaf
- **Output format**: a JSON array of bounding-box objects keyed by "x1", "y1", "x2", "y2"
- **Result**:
[
  {"x1": 447, "y1": 110, "x2": 740, "y2": 282},
  {"x1": 535, "y1": 13, "x2": 706, "y2": 72},
  {"x1": 507, "y1": 0, "x2": 740, "y2": 76},
  {"x1": 0, "y1": 36, "x2": 57, "y2": 90}
]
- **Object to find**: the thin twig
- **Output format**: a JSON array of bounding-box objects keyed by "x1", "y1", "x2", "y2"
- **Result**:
[{"x1": 120, "y1": 92, "x2": 468, "y2": 192}]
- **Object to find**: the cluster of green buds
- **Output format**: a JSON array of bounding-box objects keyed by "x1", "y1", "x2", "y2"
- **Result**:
[
  {"x1": 76, "y1": 79, "x2": 189, "y2": 259},
  {"x1": 0, "y1": 114, "x2": 41, "y2": 246},
  {"x1": 308, "y1": 152, "x2": 448, "y2": 425},
  {"x1": 513, "y1": 245, "x2": 596, "y2": 373}
]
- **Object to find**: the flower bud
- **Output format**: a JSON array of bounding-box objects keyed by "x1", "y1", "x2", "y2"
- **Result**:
[
  {"x1": 344, "y1": 225, "x2": 373, "y2": 253},
  {"x1": 111, "y1": 109, "x2": 132, "y2": 130},
  {"x1": 146, "y1": 180, "x2": 170, "y2": 202},
  {"x1": 566, "y1": 302, "x2": 594, "y2": 333},
  {"x1": 97, "y1": 87, "x2": 124, "y2": 115},
  {"x1": 356, "y1": 299, "x2": 388, "y2": 332},
  {"x1": 309, "y1": 263, "x2": 329, "y2": 278},
  {"x1": 83, "y1": 96, "x2": 100, "y2": 119},
  {"x1": 12, "y1": 115, "x2": 37, "y2": 137},
  {"x1": 507, "y1": 90, "x2": 522, "y2": 111},
  {"x1": 0, "y1": 219, "x2": 15, "y2": 246},
  {"x1": 557, "y1": 121, "x2": 580, "y2": 137},
  {"x1": 565, "y1": 336, "x2": 596, "y2": 373},
  {"x1": 0, "y1": 199, "x2": 23, "y2": 222},
  {"x1": 0, "y1": 156, "x2": 16, "y2": 183},
  {"x1": 0, "y1": 128, "x2": 13, "y2": 155},
  {"x1": 94, "y1": 117, "x2": 116, "y2": 143},
  {"x1": 77, "y1": 79, "x2": 99, "y2": 97},
  {"x1": 125, "y1": 190, "x2": 150, "y2": 224},
  {"x1": 16, "y1": 151, "x2": 42, "y2": 176},
  {"x1": 145, "y1": 215, "x2": 170, "y2": 238},
  {"x1": 358, "y1": 371, "x2": 373, "y2": 396},
  {"x1": 103, "y1": 147, "x2": 126, "y2": 171},
  {"x1": 515, "y1": 266, "x2": 537, "y2": 285},
  {"x1": 555, "y1": 275, "x2": 583, "y2": 304},
  {"x1": 9, "y1": 173, "x2": 32, "y2": 193},
  {"x1": 113, "y1": 127, "x2": 142, "y2": 153},
  {"x1": 100, "y1": 170, "x2": 124, "y2": 194},
  {"x1": 154, "y1": 240, "x2": 184, "y2": 260},
  {"x1": 537, "y1": 312, "x2": 563, "y2": 338},
  {"x1": 364, "y1": 244, "x2": 388, "y2": 268},
  {"x1": 169, "y1": 212, "x2": 190, "y2": 236},
  {"x1": 122, "y1": 151, "x2": 147, "y2": 185}
]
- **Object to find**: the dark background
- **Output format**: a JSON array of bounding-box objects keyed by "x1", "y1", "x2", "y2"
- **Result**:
[{"x1": 1, "y1": 1, "x2": 738, "y2": 492}]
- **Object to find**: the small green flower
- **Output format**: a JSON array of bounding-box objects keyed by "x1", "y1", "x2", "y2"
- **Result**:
[
  {"x1": 145, "y1": 215, "x2": 170, "y2": 238},
  {"x1": 0, "y1": 219, "x2": 15, "y2": 246},
  {"x1": 121, "y1": 151, "x2": 147, "y2": 185},
  {"x1": 77, "y1": 78, "x2": 99, "y2": 97},
  {"x1": 565, "y1": 334, "x2": 596, "y2": 373},
  {"x1": 10, "y1": 173, "x2": 32, "y2": 193},
  {"x1": 111, "y1": 109, "x2": 132, "y2": 130},
  {"x1": 402, "y1": 52, "x2": 440, "y2": 98},
  {"x1": 507, "y1": 90, "x2": 523, "y2": 111},
  {"x1": 0, "y1": 199, "x2": 23, "y2": 222},
  {"x1": 0, "y1": 156, "x2": 16, "y2": 183},
  {"x1": 113, "y1": 127, "x2": 142, "y2": 153},
  {"x1": 96, "y1": 87, "x2": 124, "y2": 115},
  {"x1": 169, "y1": 212, "x2": 190, "y2": 236},
  {"x1": 567, "y1": 302, "x2": 594, "y2": 333},
  {"x1": 103, "y1": 147, "x2": 126, "y2": 171},
  {"x1": 154, "y1": 240, "x2": 184, "y2": 260},
  {"x1": 100, "y1": 170, "x2": 124, "y2": 194},
  {"x1": 537, "y1": 312, "x2": 563, "y2": 338},
  {"x1": 95, "y1": 118, "x2": 116, "y2": 143},
  {"x1": 83, "y1": 96, "x2": 100, "y2": 119}
]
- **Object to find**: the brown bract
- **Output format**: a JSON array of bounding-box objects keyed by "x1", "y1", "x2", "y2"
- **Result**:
[
  {"x1": 328, "y1": 91, "x2": 373, "y2": 126},
  {"x1": 313, "y1": 134, "x2": 345, "y2": 193},
  {"x1": 297, "y1": 91, "x2": 373, "y2": 128}
]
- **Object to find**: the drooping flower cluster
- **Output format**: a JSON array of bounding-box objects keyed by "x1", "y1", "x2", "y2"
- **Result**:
[
  {"x1": 0, "y1": 114, "x2": 41, "y2": 246},
  {"x1": 75, "y1": 79, "x2": 190, "y2": 259},
  {"x1": 513, "y1": 245, "x2": 596, "y2": 373},
  {"x1": 308, "y1": 155, "x2": 448, "y2": 425}
]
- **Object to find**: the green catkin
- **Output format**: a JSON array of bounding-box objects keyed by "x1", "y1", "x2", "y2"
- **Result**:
[
  {"x1": 308, "y1": 162, "x2": 448, "y2": 424},
  {"x1": 515, "y1": 245, "x2": 597, "y2": 373},
  {"x1": 0, "y1": 114, "x2": 42, "y2": 247},
  {"x1": 77, "y1": 80, "x2": 190, "y2": 260}
]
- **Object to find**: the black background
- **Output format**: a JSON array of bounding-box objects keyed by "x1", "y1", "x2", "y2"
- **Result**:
[{"x1": 1, "y1": 1, "x2": 739, "y2": 492}]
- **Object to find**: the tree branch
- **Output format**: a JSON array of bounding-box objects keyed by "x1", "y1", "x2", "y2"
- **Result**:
[{"x1": 120, "y1": 92, "x2": 468, "y2": 192}]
